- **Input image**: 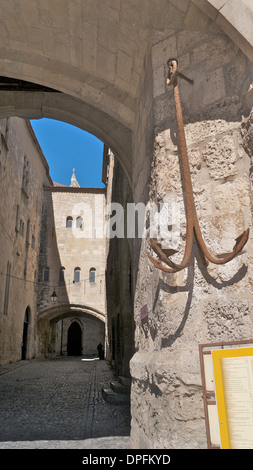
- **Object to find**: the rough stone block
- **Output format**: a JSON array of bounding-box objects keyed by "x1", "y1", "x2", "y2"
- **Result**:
[
  {"x1": 202, "y1": 134, "x2": 237, "y2": 180},
  {"x1": 153, "y1": 65, "x2": 166, "y2": 98},
  {"x1": 202, "y1": 67, "x2": 226, "y2": 106}
]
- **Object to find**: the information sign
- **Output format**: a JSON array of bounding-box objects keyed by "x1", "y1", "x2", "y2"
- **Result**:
[
  {"x1": 199, "y1": 340, "x2": 253, "y2": 449},
  {"x1": 212, "y1": 347, "x2": 253, "y2": 449}
]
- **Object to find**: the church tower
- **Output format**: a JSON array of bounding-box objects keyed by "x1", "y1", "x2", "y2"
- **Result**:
[{"x1": 70, "y1": 168, "x2": 80, "y2": 188}]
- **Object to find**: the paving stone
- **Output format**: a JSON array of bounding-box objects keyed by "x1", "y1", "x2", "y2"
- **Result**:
[{"x1": 0, "y1": 357, "x2": 131, "y2": 448}]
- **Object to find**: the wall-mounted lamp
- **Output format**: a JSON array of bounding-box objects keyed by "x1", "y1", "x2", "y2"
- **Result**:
[{"x1": 51, "y1": 289, "x2": 58, "y2": 302}]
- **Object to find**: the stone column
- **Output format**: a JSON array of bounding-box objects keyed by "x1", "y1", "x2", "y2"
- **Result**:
[{"x1": 130, "y1": 27, "x2": 253, "y2": 449}]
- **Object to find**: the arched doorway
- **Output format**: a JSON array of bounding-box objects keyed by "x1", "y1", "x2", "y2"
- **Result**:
[
  {"x1": 21, "y1": 306, "x2": 30, "y2": 360},
  {"x1": 67, "y1": 321, "x2": 82, "y2": 356}
]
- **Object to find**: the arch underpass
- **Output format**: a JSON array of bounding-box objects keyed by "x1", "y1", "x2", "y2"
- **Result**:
[
  {"x1": 1, "y1": 0, "x2": 253, "y2": 449},
  {"x1": 37, "y1": 303, "x2": 106, "y2": 358},
  {"x1": 0, "y1": 0, "x2": 252, "y2": 186},
  {"x1": 0, "y1": 89, "x2": 133, "y2": 184},
  {"x1": 38, "y1": 302, "x2": 106, "y2": 324}
]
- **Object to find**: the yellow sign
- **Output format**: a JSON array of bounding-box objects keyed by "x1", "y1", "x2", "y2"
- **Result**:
[{"x1": 212, "y1": 348, "x2": 253, "y2": 449}]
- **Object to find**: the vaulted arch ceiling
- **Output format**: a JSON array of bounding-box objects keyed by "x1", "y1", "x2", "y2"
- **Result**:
[
  {"x1": 0, "y1": 0, "x2": 252, "y2": 182},
  {"x1": 37, "y1": 303, "x2": 105, "y2": 324}
]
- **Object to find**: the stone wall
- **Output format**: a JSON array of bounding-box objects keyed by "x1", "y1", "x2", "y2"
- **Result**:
[
  {"x1": 104, "y1": 148, "x2": 135, "y2": 377},
  {"x1": 129, "y1": 18, "x2": 253, "y2": 449},
  {"x1": 0, "y1": 117, "x2": 51, "y2": 365}
]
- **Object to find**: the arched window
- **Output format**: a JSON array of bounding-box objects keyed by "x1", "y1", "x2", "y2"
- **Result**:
[
  {"x1": 22, "y1": 156, "x2": 30, "y2": 196},
  {"x1": 89, "y1": 267, "x2": 96, "y2": 283},
  {"x1": 15, "y1": 205, "x2": 19, "y2": 232},
  {"x1": 43, "y1": 267, "x2": 50, "y2": 282},
  {"x1": 4, "y1": 261, "x2": 11, "y2": 316},
  {"x1": 59, "y1": 267, "x2": 65, "y2": 283},
  {"x1": 76, "y1": 216, "x2": 83, "y2": 229},
  {"x1": 24, "y1": 306, "x2": 30, "y2": 324},
  {"x1": 74, "y1": 267, "x2": 81, "y2": 283},
  {"x1": 19, "y1": 219, "x2": 24, "y2": 237},
  {"x1": 26, "y1": 219, "x2": 30, "y2": 244},
  {"x1": 66, "y1": 216, "x2": 73, "y2": 228}
]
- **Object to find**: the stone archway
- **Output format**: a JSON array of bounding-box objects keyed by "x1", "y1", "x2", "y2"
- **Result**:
[
  {"x1": 0, "y1": 90, "x2": 133, "y2": 185},
  {"x1": 0, "y1": 0, "x2": 253, "y2": 449},
  {"x1": 0, "y1": 0, "x2": 252, "y2": 190},
  {"x1": 38, "y1": 302, "x2": 106, "y2": 324},
  {"x1": 37, "y1": 303, "x2": 106, "y2": 358}
]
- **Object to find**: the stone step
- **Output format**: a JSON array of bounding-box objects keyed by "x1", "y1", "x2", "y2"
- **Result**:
[
  {"x1": 118, "y1": 376, "x2": 131, "y2": 388},
  {"x1": 110, "y1": 380, "x2": 129, "y2": 394},
  {"x1": 102, "y1": 387, "x2": 130, "y2": 404}
]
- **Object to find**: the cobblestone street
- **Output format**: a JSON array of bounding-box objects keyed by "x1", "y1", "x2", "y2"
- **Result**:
[{"x1": 0, "y1": 357, "x2": 131, "y2": 448}]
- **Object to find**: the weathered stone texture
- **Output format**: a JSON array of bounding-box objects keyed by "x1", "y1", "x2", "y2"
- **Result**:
[
  {"x1": 130, "y1": 14, "x2": 253, "y2": 449},
  {"x1": 204, "y1": 299, "x2": 251, "y2": 342},
  {"x1": 202, "y1": 135, "x2": 237, "y2": 180}
]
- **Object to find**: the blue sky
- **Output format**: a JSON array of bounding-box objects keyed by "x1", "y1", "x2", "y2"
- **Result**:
[{"x1": 30, "y1": 118, "x2": 105, "y2": 188}]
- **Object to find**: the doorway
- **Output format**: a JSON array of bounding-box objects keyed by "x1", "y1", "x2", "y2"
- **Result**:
[
  {"x1": 21, "y1": 306, "x2": 30, "y2": 360},
  {"x1": 67, "y1": 321, "x2": 82, "y2": 356}
]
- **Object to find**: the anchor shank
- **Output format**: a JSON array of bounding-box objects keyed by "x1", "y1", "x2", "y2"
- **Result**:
[
  {"x1": 172, "y1": 81, "x2": 194, "y2": 267},
  {"x1": 148, "y1": 58, "x2": 249, "y2": 274}
]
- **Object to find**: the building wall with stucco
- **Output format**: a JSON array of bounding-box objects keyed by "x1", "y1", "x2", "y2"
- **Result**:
[{"x1": 0, "y1": 117, "x2": 51, "y2": 365}]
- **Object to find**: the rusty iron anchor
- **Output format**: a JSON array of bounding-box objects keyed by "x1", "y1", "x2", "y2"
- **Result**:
[{"x1": 148, "y1": 58, "x2": 249, "y2": 273}]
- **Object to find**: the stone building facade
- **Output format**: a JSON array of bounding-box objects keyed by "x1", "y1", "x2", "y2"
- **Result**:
[
  {"x1": 0, "y1": 118, "x2": 106, "y2": 364},
  {"x1": 0, "y1": 117, "x2": 52, "y2": 364},
  {"x1": 103, "y1": 147, "x2": 135, "y2": 378},
  {"x1": 37, "y1": 173, "x2": 106, "y2": 358}
]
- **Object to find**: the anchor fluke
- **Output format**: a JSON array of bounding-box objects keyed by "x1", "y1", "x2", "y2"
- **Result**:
[{"x1": 233, "y1": 228, "x2": 249, "y2": 251}]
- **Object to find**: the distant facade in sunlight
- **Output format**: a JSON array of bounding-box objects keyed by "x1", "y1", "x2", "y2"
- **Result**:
[
  {"x1": 0, "y1": 117, "x2": 106, "y2": 364},
  {"x1": 37, "y1": 170, "x2": 106, "y2": 357}
]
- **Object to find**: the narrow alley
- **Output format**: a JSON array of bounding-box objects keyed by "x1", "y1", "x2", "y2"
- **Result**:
[{"x1": 0, "y1": 357, "x2": 131, "y2": 449}]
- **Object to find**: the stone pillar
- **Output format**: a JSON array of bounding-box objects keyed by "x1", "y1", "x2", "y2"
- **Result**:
[{"x1": 130, "y1": 28, "x2": 253, "y2": 449}]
